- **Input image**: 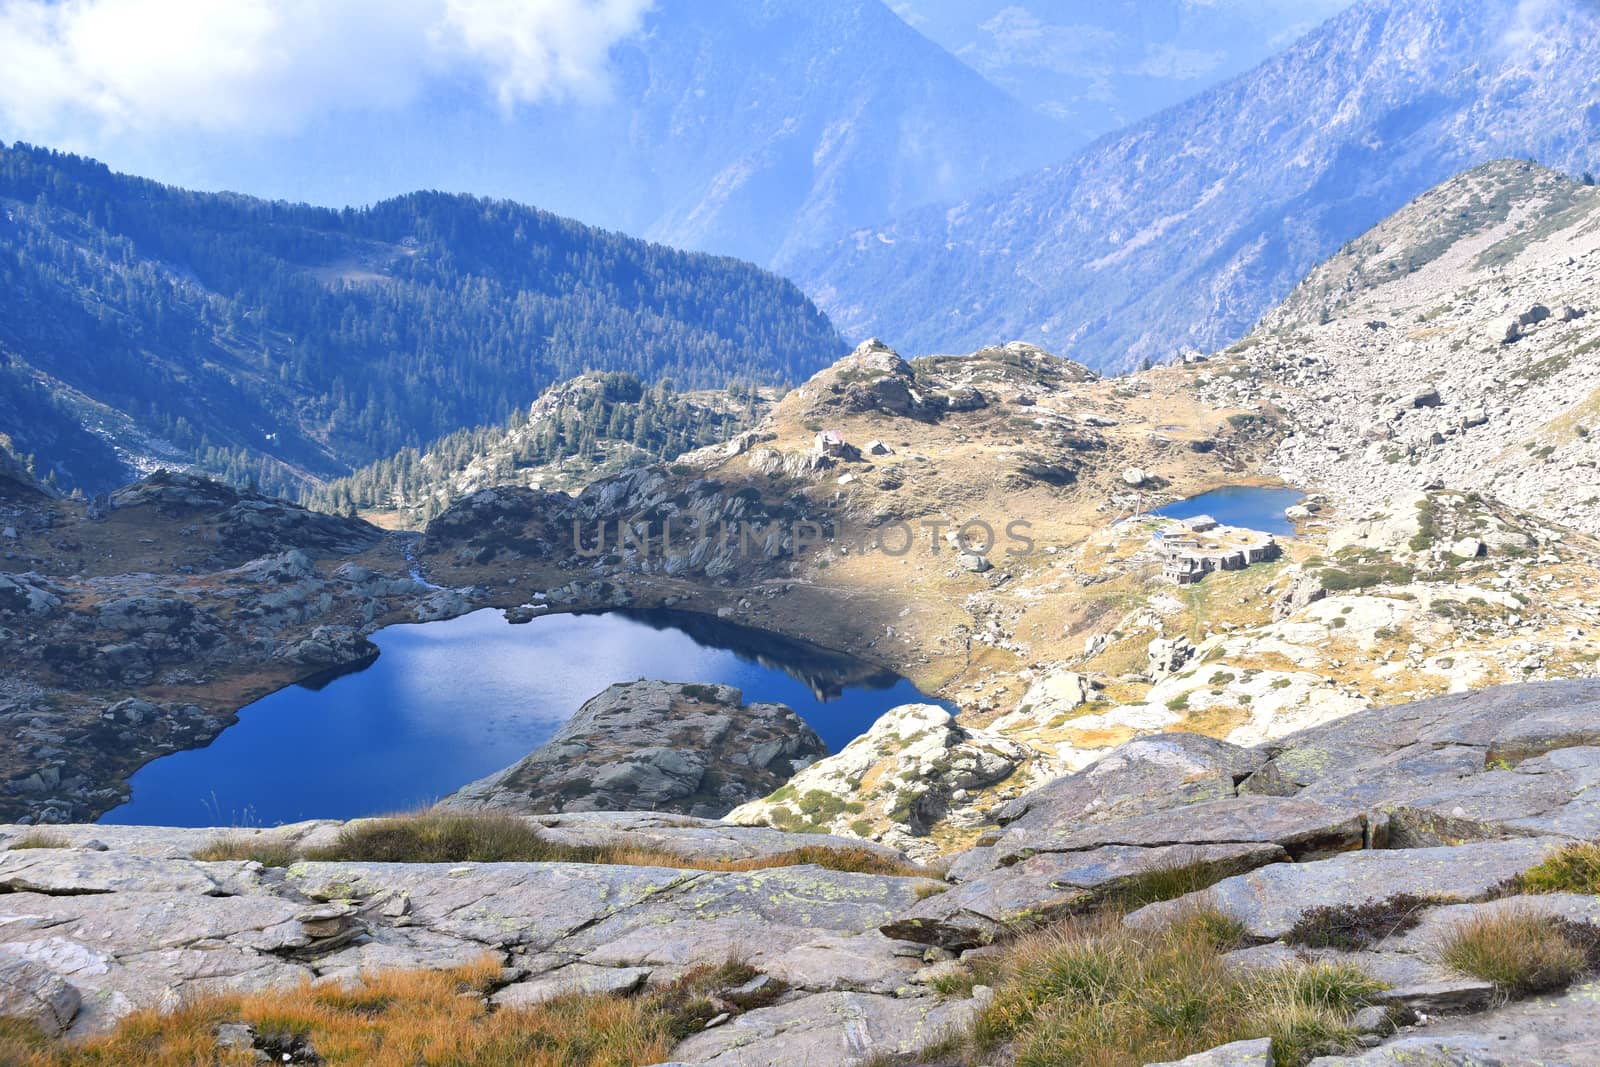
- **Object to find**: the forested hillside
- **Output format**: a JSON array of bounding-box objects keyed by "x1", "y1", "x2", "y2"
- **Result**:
[
  {"x1": 304, "y1": 372, "x2": 771, "y2": 525},
  {"x1": 0, "y1": 144, "x2": 842, "y2": 495}
]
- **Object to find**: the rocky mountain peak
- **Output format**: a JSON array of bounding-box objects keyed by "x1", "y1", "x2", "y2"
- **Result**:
[{"x1": 795, "y1": 0, "x2": 1600, "y2": 371}]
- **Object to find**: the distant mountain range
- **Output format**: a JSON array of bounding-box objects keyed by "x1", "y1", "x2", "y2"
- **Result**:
[
  {"x1": 795, "y1": 0, "x2": 1600, "y2": 370},
  {"x1": 0, "y1": 144, "x2": 841, "y2": 495},
  {"x1": 891, "y1": 0, "x2": 1353, "y2": 143},
  {"x1": 29, "y1": 0, "x2": 1069, "y2": 269}
]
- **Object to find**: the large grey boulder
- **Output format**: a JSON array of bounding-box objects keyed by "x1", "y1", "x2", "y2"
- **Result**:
[
  {"x1": 0, "y1": 573, "x2": 61, "y2": 617},
  {"x1": 439, "y1": 681, "x2": 827, "y2": 818},
  {"x1": 1126, "y1": 838, "x2": 1565, "y2": 941},
  {"x1": 0, "y1": 949, "x2": 81, "y2": 1036},
  {"x1": 668, "y1": 989, "x2": 986, "y2": 1066},
  {"x1": 884, "y1": 841, "x2": 1286, "y2": 951},
  {"x1": 994, "y1": 794, "x2": 1367, "y2": 869},
  {"x1": 1149, "y1": 1038, "x2": 1274, "y2": 1067}
]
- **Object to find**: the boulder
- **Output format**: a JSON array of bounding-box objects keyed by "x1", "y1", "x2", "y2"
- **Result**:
[
  {"x1": 1516, "y1": 304, "x2": 1552, "y2": 327},
  {"x1": 991, "y1": 669, "x2": 1100, "y2": 733},
  {"x1": 1488, "y1": 317, "x2": 1521, "y2": 344},
  {"x1": 956, "y1": 551, "x2": 993, "y2": 573},
  {"x1": 276, "y1": 625, "x2": 377, "y2": 669},
  {"x1": 1148, "y1": 634, "x2": 1196, "y2": 678},
  {"x1": 1126, "y1": 838, "x2": 1564, "y2": 940},
  {"x1": 439, "y1": 681, "x2": 826, "y2": 818},
  {"x1": 0, "y1": 573, "x2": 61, "y2": 617},
  {"x1": 1122, "y1": 468, "x2": 1150, "y2": 487},
  {"x1": 668, "y1": 989, "x2": 986, "y2": 1067},
  {"x1": 0, "y1": 949, "x2": 81, "y2": 1036},
  {"x1": 1149, "y1": 1039, "x2": 1274, "y2": 1067},
  {"x1": 728, "y1": 704, "x2": 1036, "y2": 854}
]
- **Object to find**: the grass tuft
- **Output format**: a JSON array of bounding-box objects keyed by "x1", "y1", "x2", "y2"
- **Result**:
[
  {"x1": 304, "y1": 812, "x2": 587, "y2": 865},
  {"x1": 4, "y1": 830, "x2": 71, "y2": 850},
  {"x1": 193, "y1": 811, "x2": 933, "y2": 879},
  {"x1": 866, "y1": 904, "x2": 1381, "y2": 1067},
  {"x1": 192, "y1": 835, "x2": 299, "y2": 868},
  {"x1": 0, "y1": 958, "x2": 667, "y2": 1067},
  {"x1": 1434, "y1": 907, "x2": 1600, "y2": 1001},
  {"x1": 1100, "y1": 855, "x2": 1253, "y2": 912}
]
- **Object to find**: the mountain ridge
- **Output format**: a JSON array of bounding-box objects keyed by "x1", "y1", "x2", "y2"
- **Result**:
[
  {"x1": 794, "y1": 0, "x2": 1600, "y2": 370},
  {"x1": 0, "y1": 143, "x2": 842, "y2": 495}
]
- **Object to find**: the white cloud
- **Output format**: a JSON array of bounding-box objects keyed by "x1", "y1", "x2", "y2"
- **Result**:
[
  {"x1": 971, "y1": 6, "x2": 1118, "y2": 77},
  {"x1": 1133, "y1": 43, "x2": 1226, "y2": 81},
  {"x1": 0, "y1": 0, "x2": 652, "y2": 139}
]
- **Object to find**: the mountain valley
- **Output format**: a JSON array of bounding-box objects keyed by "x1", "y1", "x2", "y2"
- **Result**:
[{"x1": 8, "y1": 6, "x2": 1600, "y2": 1060}]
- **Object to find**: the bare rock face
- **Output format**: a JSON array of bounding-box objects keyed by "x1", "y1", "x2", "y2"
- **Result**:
[
  {"x1": 727, "y1": 704, "x2": 1042, "y2": 859},
  {"x1": 439, "y1": 681, "x2": 827, "y2": 819},
  {"x1": 0, "y1": 948, "x2": 80, "y2": 1036}
]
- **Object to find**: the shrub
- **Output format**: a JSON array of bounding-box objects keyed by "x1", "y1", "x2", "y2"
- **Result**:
[
  {"x1": 1434, "y1": 907, "x2": 1600, "y2": 1000},
  {"x1": 1510, "y1": 842, "x2": 1600, "y2": 895},
  {"x1": 1286, "y1": 895, "x2": 1436, "y2": 951}
]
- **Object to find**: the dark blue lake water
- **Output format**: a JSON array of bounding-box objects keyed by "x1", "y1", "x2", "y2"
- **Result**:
[
  {"x1": 100, "y1": 609, "x2": 945, "y2": 828},
  {"x1": 1152, "y1": 486, "x2": 1303, "y2": 536}
]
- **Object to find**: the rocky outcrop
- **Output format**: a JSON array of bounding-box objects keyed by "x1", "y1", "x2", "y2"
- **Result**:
[
  {"x1": 728, "y1": 704, "x2": 1054, "y2": 860},
  {"x1": 0, "y1": 816, "x2": 949, "y2": 1042},
  {"x1": 109, "y1": 470, "x2": 380, "y2": 564},
  {"x1": 0, "y1": 470, "x2": 432, "y2": 824},
  {"x1": 880, "y1": 680, "x2": 1600, "y2": 969},
  {"x1": 7, "y1": 680, "x2": 1600, "y2": 1061},
  {"x1": 1214, "y1": 162, "x2": 1600, "y2": 537},
  {"x1": 441, "y1": 681, "x2": 827, "y2": 819}
]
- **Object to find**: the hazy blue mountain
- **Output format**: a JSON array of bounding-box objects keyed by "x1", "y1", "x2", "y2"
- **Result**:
[
  {"x1": 21, "y1": 0, "x2": 1067, "y2": 268},
  {"x1": 796, "y1": 0, "x2": 1600, "y2": 371},
  {"x1": 892, "y1": 0, "x2": 1354, "y2": 143},
  {"x1": 0, "y1": 145, "x2": 842, "y2": 495}
]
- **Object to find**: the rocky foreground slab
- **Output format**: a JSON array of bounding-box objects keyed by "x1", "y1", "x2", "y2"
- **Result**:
[{"x1": 3, "y1": 681, "x2": 1600, "y2": 1065}]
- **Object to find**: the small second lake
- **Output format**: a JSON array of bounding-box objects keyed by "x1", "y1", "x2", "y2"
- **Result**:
[
  {"x1": 100, "y1": 609, "x2": 947, "y2": 828},
  {"x1": 1152, "y1": 485, "x2": 1303, "y2": 536}
]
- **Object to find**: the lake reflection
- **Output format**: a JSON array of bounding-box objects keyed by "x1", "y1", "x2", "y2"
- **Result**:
[{"x1": 101, "y1": 609, "x2": 944, "y2": 827}]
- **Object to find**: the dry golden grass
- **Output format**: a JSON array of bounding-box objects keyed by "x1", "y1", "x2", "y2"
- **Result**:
[
  {"x1": 4, "y1": 830, "x2": 71, "y2": 850},
  {"x1": 1434, "y1": 907, "x2": 1600, "y2": 1000},
  {"x1": 190, "y1": 812, "x2": 931, "y2": 879},
  {"x1": 867, "y1": 905, "x2": 1383, "y2": 1067},
  {"x1": 0, "y1": 958, "x2": 673, "y2": 1067},
  {"x1": 192, "y1": 835, "x2": 299, "y2": 868},
  {"x1": 0, "y1": 957, "x2": 790, "y2": 1067}
]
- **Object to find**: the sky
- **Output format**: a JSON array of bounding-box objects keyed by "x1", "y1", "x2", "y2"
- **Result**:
[
  {"x1": 0, "y1": 0, "x2": 1360, "y2": 221},
  {"x1": 0, "y1": 0, "x2": 653, "y2": 142}
]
